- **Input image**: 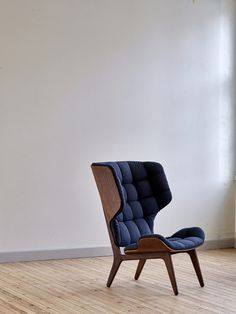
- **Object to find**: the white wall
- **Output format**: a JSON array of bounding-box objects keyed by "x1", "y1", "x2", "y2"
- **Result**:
[
  {"x1": 219, "y1": 0, "x2": 236, "y2": 246},
  {"x1": 0, "y1": 0, "x2": 235, "y2": 253}
]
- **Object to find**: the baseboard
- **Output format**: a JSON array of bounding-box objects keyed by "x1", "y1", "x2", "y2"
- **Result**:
[
  {"x1": 201, "y1": 238, "x2": 235, "y2": 250},
  {"x1": 0, "y1": 239, "x2": 234, "y2": 263},
  {"x1": 0, "y1": 246, "x2": 112, "y2": 263}
]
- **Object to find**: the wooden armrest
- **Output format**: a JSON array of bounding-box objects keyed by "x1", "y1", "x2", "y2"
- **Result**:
[{"x1": 125, "y1": 237, "x2": 172, "y2": 255}]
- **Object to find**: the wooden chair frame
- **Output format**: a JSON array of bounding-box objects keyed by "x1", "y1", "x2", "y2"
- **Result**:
[{"x1": 92, "y1": 165, "x2": 204, "y2": 295}]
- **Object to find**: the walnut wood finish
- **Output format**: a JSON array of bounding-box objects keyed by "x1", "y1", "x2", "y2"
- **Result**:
[
  {"x1": 91, "y1": 165, "x2": 121, "y2": 224},
  {"x1": 187, "y1": 249, "x2": 204, "y2": 287},
  {"x1": 91, "y1": 164, "x2": 204, "y2": 295},
  {"x1": 162, "y1": 253, "x2": 178, "y2": 295},
  {"x1": 125, "y1": 237, "x2": 172, "y2": 254},
  {"x1": 107, "y1": 258, "x2": 122, "y2": 287},
  {"x1": 134, "y1": 259, "x2": 146, "y2": 280}
]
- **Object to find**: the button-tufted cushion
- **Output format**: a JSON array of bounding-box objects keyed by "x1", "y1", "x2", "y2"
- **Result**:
[
  {"x1": 93, "y1": 161, "x2": 172, "y2": 247},
  {"x1": 124, "y1": 227, "x2": 205, "y2": 252}
]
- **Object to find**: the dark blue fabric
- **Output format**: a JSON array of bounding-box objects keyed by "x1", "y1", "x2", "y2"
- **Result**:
[
  {"x1": 92, "y1": 161, "x2": 172, "y2": 247},
  {"x1": 92, "y1": 161, "x2": 205, "y2": 251},
  {"x1": 124, "y1": 227, "x2": 205, "y2": 251}
]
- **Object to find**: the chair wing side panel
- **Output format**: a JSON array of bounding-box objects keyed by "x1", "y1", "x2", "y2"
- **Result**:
[
  {"x1": 91, "y1": 165, "x2": 122, "y2": 223},
  {"x1": 143, "y1": 162, "x2": 172, "y2": 210}
]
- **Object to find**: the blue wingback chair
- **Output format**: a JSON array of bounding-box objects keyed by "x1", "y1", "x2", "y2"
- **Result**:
[{"x1": 92, "y1": 161, "x2": 205, "y2": 295}]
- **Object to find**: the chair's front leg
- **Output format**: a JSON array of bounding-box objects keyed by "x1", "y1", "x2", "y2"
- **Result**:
[
  {"x1": 187, "y1": 249, "x2": 204, "y2": 287},
  {"x1": 107, "y1": 258, "x2": 122, "y2": 287},
  {"x1": 134, "y1": 259, "x2": 146, "y2": 280},
  {"x1": 162, "y1": 253, "x2": 178, "y2": 295}
]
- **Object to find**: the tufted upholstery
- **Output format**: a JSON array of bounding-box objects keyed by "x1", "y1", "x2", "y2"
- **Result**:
[
  {"x1": 124, "y1": 227, "x2": 205, "y2": 252},
  {"x1": 92, "y1": 161, "x2": 205, "y2": 252}
]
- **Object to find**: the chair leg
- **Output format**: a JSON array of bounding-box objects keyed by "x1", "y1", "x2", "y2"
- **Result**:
[
  {"x1": 187, "y1": 249, "x2": 204, "y2": 287},
  {"x1": 134, "y1": 259, "x2": 146, "y2": 280},
  {"x1": 107, "y1": 258, "x2": 122, "y2": 287},
  {"x1": 162, "y1": 253, "x2": 178, "y2": 295}
]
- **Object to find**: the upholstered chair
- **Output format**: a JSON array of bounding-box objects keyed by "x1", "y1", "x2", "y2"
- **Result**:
[{"x1": 91, "y1": 161, "x2": 205, "y2": 295}]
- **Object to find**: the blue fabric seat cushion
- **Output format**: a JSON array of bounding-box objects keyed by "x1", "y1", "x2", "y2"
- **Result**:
[
  {"x1": 105, "y1": 161, "x2": 172, "y2": 247},
  {"x1": 124, "y1": 227, "x2": 205, "y2": 252}
]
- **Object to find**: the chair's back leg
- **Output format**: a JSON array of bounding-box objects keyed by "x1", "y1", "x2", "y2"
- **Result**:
[
  {"x1": 107, "y1": 258, "x2": 122, "y2": 287},
  {"x1": 134, "y1": 259, "x2": 146, "y2": 280},
  {"x1": 162, "y1": 253, "x2": 178, "y2": 295},
  {"x1": 187, "y1": 249, "x2": 204, "y2": 287}
]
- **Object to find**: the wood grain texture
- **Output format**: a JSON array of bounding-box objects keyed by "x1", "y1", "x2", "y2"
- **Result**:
[
  {"x1": 0, "y1": 249, "x2": 235, "y2": 313},
  {"x1": 91, "y1": 165, "x2": 121, "y2": 223},
  {"x1": 125, "y1": 237, "x2": 172, "y2": 254}
]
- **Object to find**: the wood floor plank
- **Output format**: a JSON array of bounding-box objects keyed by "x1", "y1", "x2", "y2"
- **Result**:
[{"x1": 0, "y1": 249, "x2": 235, "y2": 313}]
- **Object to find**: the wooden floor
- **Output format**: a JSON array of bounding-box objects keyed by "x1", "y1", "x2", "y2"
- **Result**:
[{"x1": 0, "y1": 249, "x2": 235, "y2": 314}]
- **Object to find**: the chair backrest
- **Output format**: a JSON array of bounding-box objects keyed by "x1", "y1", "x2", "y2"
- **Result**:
[{"x1": 92, "y1": 161, "x2": 172, "y2": 247}]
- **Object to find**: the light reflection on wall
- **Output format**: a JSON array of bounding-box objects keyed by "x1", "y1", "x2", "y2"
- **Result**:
[
  {"x1": 219, "y1": 6, "x2": 236, "y2": 185},
  {"x1": 218, "y1": 1, "x2": 236, "y2": 247}
]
